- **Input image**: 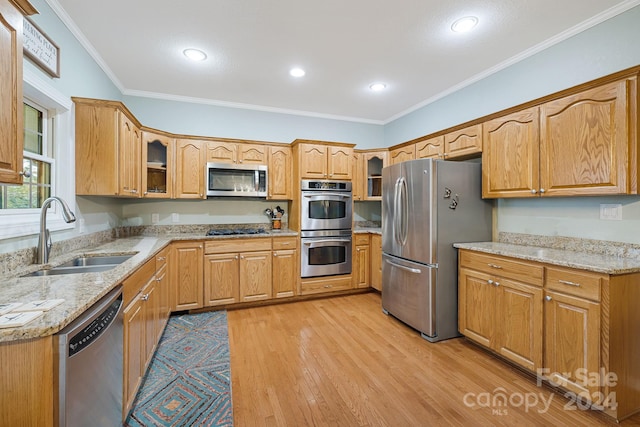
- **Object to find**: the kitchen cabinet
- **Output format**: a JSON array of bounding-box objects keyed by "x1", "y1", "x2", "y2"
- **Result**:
[
  {"x1": 272, "y1": 236, "x2": 298, "y2": 298},
  {"x1": 370, "y1": 234, "x2": 382, "y2": 291},
  {"x1": 206, "y1": 140, "x2": 266, "y2": 165},
  {"x1": 483, "y1": 78, "x2": 638, "y2": 198},
  {"x1": 353, "y1": 234, "x2": 370, "y2": 288},
  {"x1": 142, "y1": 130, "x2": 174, "y2": 198},
  {"x1": 300, "y1": 275, "x2": 353, "y2": 295},
  {"x1": 204, "y1": 238, "x2": 273, "y2": 305},
  {"x1": 458, "y1": 248, "x2": 640, "y2": 420},
  {"x1": 458, "y1": 250, "x2": 544, "y2": 372},
  {"x1": 155, "y1": 247, "x2": 171, "y2": 331},
  {"x1": 74, "y1": 98, "x2": 143, "y2": 197},
  {"x1": 294, "y1": 140, "x2": 354, "y2": 180},
  {"x1": 362, "y1": 151, "x2": 387, "y2": 200},
  {"x1": 389, "y1": 145, "x2": 415, "y2": 165},
  {"x1": 416, "y1": 136, "x2": 444, "y2": 159},
  {"x1": 443, "y1": 124, "x2": 482, "y2": 159},
  {"x1": 544, "y1": 266, "x2": 602, "y2": 399},
  {"x1": 171, "y1": 241, "x2": 204, "y2": 310},
  {"x1": 352, "y1": 152, "x2": 363, "y2": 200},
  {"x1": 268, "y1": 145, "x2": 292, "y2": 200},
  {"x1": 175, "y1": 138, "x2": 205, "y2": 199},
  {"x1": 0, "y1": 0, "x2": 36, "y2": 184}
]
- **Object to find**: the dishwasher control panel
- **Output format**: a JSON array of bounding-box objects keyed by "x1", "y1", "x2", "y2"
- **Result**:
[{"x1": 68, "y1": 295, "x2": 122, "y2": 357}]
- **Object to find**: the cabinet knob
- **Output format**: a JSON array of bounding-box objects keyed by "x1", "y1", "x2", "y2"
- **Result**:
[
  {"x1": 156, "y1": 278, "x2": 161, "y2": 282},
  {"x1": 531, "y1": 189, "x2": 537, "y2": 194},
  {"x1": 545, "y1": 295, "x2": 552, "y2": 302},
  {"x1": 141, "y1": 294, "x2": 149, "y2": 301},
  {"x1": 19, "y1": 169, "x2": 32, "y2": 178},
  {"x1": 240, "y1": 255, "x2": 245, "y2": 259},
  {"x1": 487, "y1": 263, "x2": 502, "y2": 269},
  {"x1": 487, "y1": 279, "x2": 494, "y2": 285},
  {"x1": 200, "y1": 193, "x2": 203, "y2": 197},
  {"x1": 239, "y1": 160, "x2": 243, "y2": 163},
  {"x1": 274, "y1": 253, "x2": 278, "y2": 257},
  {"x1": 144, "y1": 191, "x2": 148, "y2": 195},
  {"x1": 539, "y1": 188, "x2": 546, "y2": 193},
  {"x1": 494, "y1": 281, "x2": 500, "y2": 287}
]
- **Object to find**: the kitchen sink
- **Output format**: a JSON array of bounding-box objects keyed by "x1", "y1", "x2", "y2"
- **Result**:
[
  {"x1": 24, "y1": 264, "x2": 118, "y2": 277},
  {"x1": 22, "y1": 254, "x2": 134, "y2": 277},
  {"x1": 57, "y1": 255, "x2": 133, "y2": 268}
]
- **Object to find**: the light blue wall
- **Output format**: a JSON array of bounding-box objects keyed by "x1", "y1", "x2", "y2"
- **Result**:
[
  {"x1": 384, "y1": 5, "x2": 640, "y2": 145},
  {"x1": 122, "y1": 96, "x2": 384, "y2": 148}
]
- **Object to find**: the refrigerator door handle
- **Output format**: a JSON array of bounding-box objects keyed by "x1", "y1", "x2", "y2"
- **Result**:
[
  {"x1": 393, "y1": 177, "x2": 401, "y2": 245},
  {"x1": 385, "y1": 259, "x2": 421, "y2": 274},
  {"x1": 399, "y1": 176, "x2": 408, "y2": 246}
]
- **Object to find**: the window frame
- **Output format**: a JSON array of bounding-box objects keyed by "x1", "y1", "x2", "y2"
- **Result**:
[{"x1": 0, "y1": 68, "x2": 75, "y2": 240}]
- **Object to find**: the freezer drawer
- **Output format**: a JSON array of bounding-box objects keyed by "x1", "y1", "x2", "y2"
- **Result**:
[{"x1": 381, "y1": 253, "x2": 436, "y2": 338}]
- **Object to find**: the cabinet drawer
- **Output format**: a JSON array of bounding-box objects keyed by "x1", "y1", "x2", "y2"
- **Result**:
[
  {"x1": 155, "y1": 247, "x2": 169, "y2": 270},
  {"x1": 123, "y1": 258, "x2": 156, "y2": 306},
  {"x1": 205, "y1": 238, "x2": 272, "y2": 254},
  {"x1": 354, "y1": 234, "x2": 370, "y2": 245},
  {"x1": 300, "y1": 275, "x2": 353, "y2": 295},
  {"x1": 459, "y1": 250, "x2": 543, "y2": 286},
  {"x1": 545, "y1": 267, "x2": 602, "y2": 301},
  {"x1": 272, "y1": 236, "x2": 297, "y2": 250}
]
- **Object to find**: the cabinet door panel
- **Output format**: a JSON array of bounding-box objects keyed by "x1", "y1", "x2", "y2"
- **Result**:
[
  {"x1": 482, "y1": 107, "x2": 540, "y2": 198},
  {"x1": 444, "y1": 124, "x2": 482, "y2": 159},
  {"x1": 273, "y1": 249, "x2": 296, "y2": 298},
  {"x1": 204, "y1": 253, "x2": 239, "y2": 306},
  {"x1": 175, "y1": 139, "x2": 204, "y2": 198},
  {"x1": 240, "y1": 251, "x2": 272, "y2": 301},
  {"x1": 300, "y1": 144, "x2": 327, "y2": 178},
  {"x1": 239, "y1": 143, "x2": 266, "y2": 164},
  {"x1": 496, "y1": 279, "x2": 543, "y2": 372},
  {"x1": 416, "y1": 136, "x2": 444, "y2": 159},
  {"x1": 370, "y1": 234, "x2": 382, "y2": 291},
  {"x1": 458, "y1": 268, "x2": 494, "y2": 348},
  {"x1": 544, "y1": 290, "x2": 600, "y2": 398},
  {"x1": 123, "y1": 296, "x2": 144, "y2": 415},
  {"x1": 171, "y1": 242, "x2": 204, "y2": 310},
  {"x1": 328, "y1": 146, "x2": 352, "y2": 180},
  {"x1": 268, "y1": 145, "x2": 292, "y2": 199},
  {"x1": 540, "y1": 79, "x2": 631, "y2": 196},
  {"x1": 389, "y1": 145, "x2": 415, "y2": 165},
  {"x1": 354, "y1": 244, "x2": 370, "y2": 288}
]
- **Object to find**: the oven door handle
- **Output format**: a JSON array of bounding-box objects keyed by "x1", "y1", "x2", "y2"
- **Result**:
[
  {"x1": 303, "y1": 238, "x2": 351, "y2": 246},
  {"x1": 302, "y1": 193, "x2": 351, "y2": 199}
]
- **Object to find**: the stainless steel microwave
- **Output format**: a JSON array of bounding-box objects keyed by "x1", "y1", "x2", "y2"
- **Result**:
[{"x1": 205, "y1": 162, "x2": 268, "y2": 197}]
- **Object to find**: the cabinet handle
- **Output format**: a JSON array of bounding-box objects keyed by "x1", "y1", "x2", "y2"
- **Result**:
[
  {"x1": 558, "y1": 279, "x2": 581, "y2": 287},
  {"x1": 324, "y1": 285, "x2": 332, "y2": 288},
  {"x1": 545, "y1": 295, "x2": 552, "y2": 301},
  {"x1": 531, "y1": 189, "x2": 537, "y2": 194},
  {"x1": 157, "y1": 256, "x2": 166, "y2": 261},
  {"x1": 494, "y1": 281, "x2": 500, "y2": 287},
  {"x1": 487, "y1": 263, "x2": 502, "y2": 269},
  {"x1": 141, "y1": 294, "x2": 149, "y2": 301},
  {"x1": 156, "y1": 278, "x2": 161, "y2": 282},
  {"x1": 539, "y1": 189, "x2": 546, "y2": 193},
  {"x1": 487, "y1": 279, "x2": 494, "y2": 285}
]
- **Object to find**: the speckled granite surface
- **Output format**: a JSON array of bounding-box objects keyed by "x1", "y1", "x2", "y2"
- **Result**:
[
  {"x1": 0, "y1": 225, "x2": 297, "y2": 343},
  {"x1": 454, "y1": 240, "x2": 640, "y2": 275}
]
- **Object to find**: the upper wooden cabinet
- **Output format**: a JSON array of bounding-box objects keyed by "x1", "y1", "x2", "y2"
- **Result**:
[
  {"x1": 267, "y1": 145, "x2": 292, "y2": 200},
  {"x1": 443, "y1": 124, "x2": 482, "y2": 159},
  {"x1": 294, "y1": 140, "x2": 354, "y2": 180},
  {"x1": 416, "y1": 136, "x2": 444, "y2": 159},
  {"x1": 389, "y1": 145, "x2": 415, "y2": 165},
  {"x1": 0, "y1": 0, "x2": 36, "y2": 185},
  {"x1": 483, "y1": 78, "x2": 638, "y2": 198},
  {"x1": 540, "y1": 78, "x2": 636, "y2": 197},
  {"x1": 74, "y1": 98, "x2": 142, "y2": 197},
  {"x1": 352, "y1": 152, "x2": 363, "y2": 201},
  {"x1": 362, "y1": 151, "x2": 387, "y2": 200},
  {"x1": 206, "y1": 140, "x2": 266, "y2": 165},
  {"x1": 142, "y1": 131, "x2": 174, "y2": 198},
  {"x1": 175, "y1": 139, "x2": 205, "y2": 199},
  {"x1": 483, "y1": 107, "x2": 540, "y2": 198}
]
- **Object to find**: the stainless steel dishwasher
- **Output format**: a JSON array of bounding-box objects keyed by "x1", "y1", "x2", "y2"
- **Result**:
[{"x1": 55, "y1": 286, "x2": 124, "y2": 427}]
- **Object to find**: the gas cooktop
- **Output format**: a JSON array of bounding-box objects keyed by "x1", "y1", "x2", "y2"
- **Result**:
[{"x1": 206, "y1": 228, "x2": 267, "y2": 236}]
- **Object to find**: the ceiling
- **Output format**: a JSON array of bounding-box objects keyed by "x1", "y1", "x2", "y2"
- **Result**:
[{"x1": 51, "y1": 0, "x2": 638, "y2": 124}]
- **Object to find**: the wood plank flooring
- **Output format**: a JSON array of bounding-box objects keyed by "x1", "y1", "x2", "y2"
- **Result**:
[{"x1": 228, "y1": 292, "x2": 640, "y2": 426}]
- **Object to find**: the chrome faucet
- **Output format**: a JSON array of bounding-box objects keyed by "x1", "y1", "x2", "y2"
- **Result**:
[{"x1": 36, "y1": 197, "x2": 77, "y2": 264}]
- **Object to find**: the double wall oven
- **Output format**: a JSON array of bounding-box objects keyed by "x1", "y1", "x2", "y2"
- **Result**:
[{"x1": 300, "y1": 180, "x2": 353, "y2": 278}]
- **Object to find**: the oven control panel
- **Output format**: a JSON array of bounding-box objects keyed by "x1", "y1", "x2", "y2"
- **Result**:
[{"x1": 301, "y1": 180, "x2": 352, "y2": 191}]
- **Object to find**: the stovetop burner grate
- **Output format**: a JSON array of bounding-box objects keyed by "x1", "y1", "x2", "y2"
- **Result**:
[{"x1": 206, "y1": 228, "x2": 267, "y2": 236}]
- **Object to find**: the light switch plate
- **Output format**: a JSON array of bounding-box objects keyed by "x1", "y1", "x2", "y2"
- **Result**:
[
  {"x1": 171, "y1": 213, "x2": 179, "y2": 223},
  {"x1": 151, "y1": 213, "x2": 160, "y2": 224},
  {"x1": 600, "y1": 204, "x2": 622, "y2": 220}
]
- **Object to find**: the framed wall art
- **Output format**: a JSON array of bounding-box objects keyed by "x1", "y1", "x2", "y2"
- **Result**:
[{"x1": 23, "y1": 17, "x2": 60, "y2": 78}]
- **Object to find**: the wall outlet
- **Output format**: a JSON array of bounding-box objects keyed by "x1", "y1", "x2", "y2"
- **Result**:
[
  {"x1": 600, "y1": 204, "x2": 622, "y2": 220},
  {"x1": 171, "y1": 213, "x2": 179, "y2": 223},
  {"x1": 78, "y1": 218, "x2": 86, "y2": 234},
  {"x1": 151, "y1": 213, "x2": 160, "y2": 224}
]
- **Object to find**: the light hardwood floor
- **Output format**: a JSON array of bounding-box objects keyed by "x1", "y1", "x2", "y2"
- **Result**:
[{"x1": 228, "y1": 292, "x2": 640, "y2": 426}]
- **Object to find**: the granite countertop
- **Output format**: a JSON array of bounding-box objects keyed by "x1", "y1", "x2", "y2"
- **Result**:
[
  {"x1": 354, "y1": 227, "x2": 381, "y2": 235},
  {"x1": 454, "y1": 241, "x2": 640, "y2": 275},
  {"x1": 0, "y1": 229, "x2": 298, "y2": 344}
]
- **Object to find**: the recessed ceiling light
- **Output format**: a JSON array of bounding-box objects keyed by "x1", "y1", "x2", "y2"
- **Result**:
[
  {"x1": 451, "y1": 16, "x2": 478, "y2": 33},
  {"x1": 183, "y1": 48, "x2": 207, "y2": 61},
  {"x1": 290, "y1": 68, "x2": 306, "y2": 77},
  {"x1": 369, "y1": 83, "x2": 387, "y2": 92}
]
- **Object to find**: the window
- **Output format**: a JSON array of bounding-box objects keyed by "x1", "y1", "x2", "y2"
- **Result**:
[{"x1": 0, "y1": 101, "x2": 54, "y2": 209}]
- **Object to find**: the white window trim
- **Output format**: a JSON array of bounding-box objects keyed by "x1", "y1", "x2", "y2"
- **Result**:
[{"x1": 0, "y1": 67, "x2": 75, "y2": 239}]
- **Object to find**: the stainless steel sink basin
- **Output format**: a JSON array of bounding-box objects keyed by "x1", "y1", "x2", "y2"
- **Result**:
[
  {"x1": 22, "y1": 254, "x2": 134, "y2": 277},
  {"x1": 57, "y1": 255, "x2": 133, "y2": 268},
  {"x1": 24, "y1": 264, "x2": 118, "y2": 277}
]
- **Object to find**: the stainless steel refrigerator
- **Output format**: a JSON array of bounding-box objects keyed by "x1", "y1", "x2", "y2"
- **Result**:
[{"x1": 382, "y1": 158, "x2": 492, "y2": 342}]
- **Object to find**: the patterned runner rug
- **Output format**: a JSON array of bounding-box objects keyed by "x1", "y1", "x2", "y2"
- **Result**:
[{"x1": 125, "y1": 311, "x2": 233, "y2": 426}]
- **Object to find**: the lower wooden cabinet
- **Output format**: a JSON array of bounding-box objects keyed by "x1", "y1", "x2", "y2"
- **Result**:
[
  {"x1": 272, "y1": 236, "x2": 298, "y2": 298},
  {"x1": 370, "y1": 234, "x2": 382, "y2": 291},
  {"x1": 171, "y1": 241, "x2": 204, "y2": 310},
  {"x1": 239, "y1": 250, "x2": 272, "y2": 302},
  {"x1": 204, "y1": 253, "x2": 240, "y2": 306},
  {"x1": 353, "y1": 234, "x2": 370, "y2": 288},
  {"x1": 458, "y1": 248, "x2": 640, "y2": 421}
]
